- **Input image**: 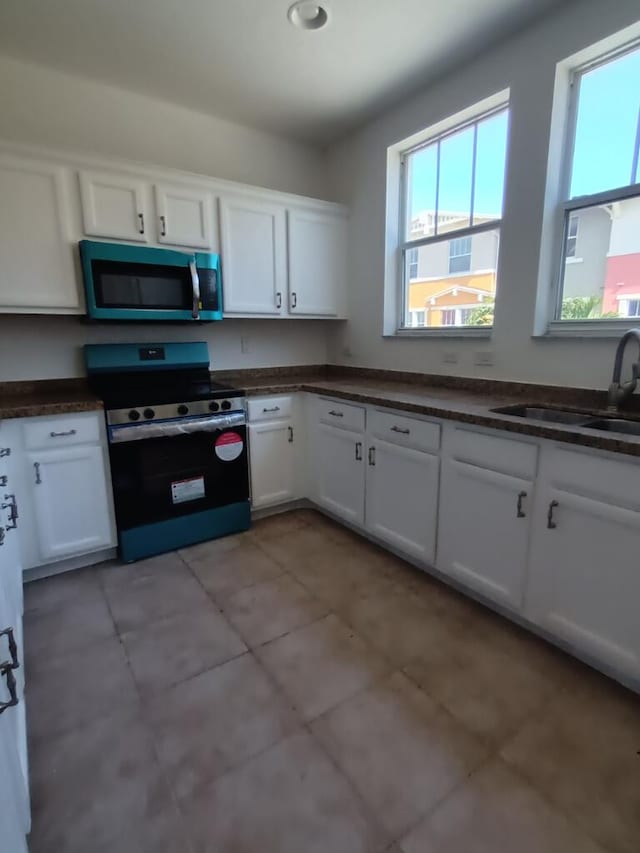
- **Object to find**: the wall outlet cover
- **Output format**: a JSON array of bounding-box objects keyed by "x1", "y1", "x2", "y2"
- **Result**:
[
  {"x1": 240, "y1": 336, "x2": 251, "y2": 354},
  {"x1": 442, "y1": 351, "x2": 459, "y2": 364},
  {"x1": 474, "y1": 351, "x2": 494, "y2": 366}
]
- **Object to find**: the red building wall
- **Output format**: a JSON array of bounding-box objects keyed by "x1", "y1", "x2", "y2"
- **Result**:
[{"x1": 603, "y1": 253, "x2": 640, "y2": 314}]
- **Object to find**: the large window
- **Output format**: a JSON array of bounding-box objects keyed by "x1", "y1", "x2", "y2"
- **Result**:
[
  {"x1": 400, "y1": 104, "x2": 508, "y2": 330},
  {"x1": 556, "y1": 42, "x2": 640, "y2": 322}
]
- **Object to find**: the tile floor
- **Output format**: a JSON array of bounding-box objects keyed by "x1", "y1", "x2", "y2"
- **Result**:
[{"x1": 24, "y1": 509, "x2": 640, "y2": 853}]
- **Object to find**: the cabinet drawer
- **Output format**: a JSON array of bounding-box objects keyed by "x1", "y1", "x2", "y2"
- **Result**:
[
  {"x1": 22, "y1": 412, "x2": 102, "y2": 450},
  {"x1": 448, "y1": 425, "x2": 538, "y2": 479},
  {"x1": 544, "y1": 445, "x2": 640, "y2": 510},
  {"x1": 247, "y1": 396, "x2": 293, "y2": 422},
  {"x1": 316, "y1": 397, "x2": 365, "y2": 433},
  {"x1": 369, "y1": 409, "x2": 440, "y2": 453}
]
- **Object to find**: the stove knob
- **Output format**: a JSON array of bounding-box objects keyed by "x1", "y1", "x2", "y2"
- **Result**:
[
  {"x1": 128, "y1": 409, "x2": 141, "y2": 421},
  {"x1": 221, "y1": 400, "x2": 232, "y2": 411},
  {"x1": 177, "y1": 404, "x2": 189, "y2": 416},
  {"x1": 143, "y1": 408, "x2": 155, "y2": 420},
  {"x1": 209, "y1": 401, "x2": 220, "y2": 412}
]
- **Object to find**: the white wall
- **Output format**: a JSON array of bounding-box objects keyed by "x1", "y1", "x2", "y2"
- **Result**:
[
  {"x1": 326, "y1": 0, "x2": 640, "y2": 389},
  {"x1": 0, "y1": 54, "x2": 333, "y2": 380}
]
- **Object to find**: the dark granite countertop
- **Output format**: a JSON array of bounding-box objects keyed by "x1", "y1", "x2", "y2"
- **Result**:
[{"x1": 0, "y1": 380, "x2": 103, "y2": 420}]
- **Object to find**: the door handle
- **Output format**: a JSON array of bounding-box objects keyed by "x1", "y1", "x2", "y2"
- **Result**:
[
  {"x1": 368, "y1": 446, "x2": 376, "y2": 466},
  {"x1": 355, "y1": 441, "x2": 362, "y2": 461},
  {"x1": 288, "y1": 426, "x2": 294, "y2": 443},
  {"x1": 0, "y1": 527, "x2": 4, "y2": 547},
  {"x1": 0, "y1": 627, "x2": 19, "y2": 671},
  {"x1": 276, "y1": 292, "x2": 282, "y2": 309},
  {"x1": 547, "y1": 500, "x2": 559, "y2": 529},
  {"x1": 160, "y1": 215, "x2": 167, "y2": 237},
  {"x1": 0, "y1": 664, "x2": 18, "y2": 715},
  {"x1": 0, "y1": 448, "x2": 10, "y2": 458},
  {"x1": 34, "y1": 462, "x2": 42, "y2": 485},
  {"x1": 516, "y1": 490, "x2": 527, "y2": 518},
  {"x1": 0, "y1": 476, "x2": 7, "y2": 487},
  {"x1": 1, "y1": 494, "x2": 18, "y2": 530},
  {"x1": 189, "y1": 257, "x2": 201, "y2": 320},
  {"x1": 291, "y1": 291, "x2": 297, "y2": 309},
  {"x1": 138, "y1": 212, "x2": 145, "y2": 234}
]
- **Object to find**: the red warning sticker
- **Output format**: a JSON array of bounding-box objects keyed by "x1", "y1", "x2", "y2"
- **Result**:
[{"x1": 215, "y1": 431, "x2": 243, "y2": 462}]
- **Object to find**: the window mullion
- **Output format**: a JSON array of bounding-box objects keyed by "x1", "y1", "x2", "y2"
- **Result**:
[
  {"x1": 434, "y1": 140, "x2": 441, "y2": 237},
  {"x1": 631, "y1": 105, "x2": 640, "y2": 186},
  {"x1": 470, "y1": 123, "x2": 478, "y2": 226}
]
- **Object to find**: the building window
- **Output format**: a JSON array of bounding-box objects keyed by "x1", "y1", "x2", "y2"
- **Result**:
[
  {"x1": 409, "y1": 309, "x2": 426, "y2": 327},
  {"x1": 448, "y1": 236, "x2": 472, "y2": 273},
  {"x1": 620, "y1": 298, "x2": 640, "y2": 318},
  {"x1": 400, "y1": 103, "x2": 508, "y2": 329},
  {"x1": 557, "y1": 42, "x2": 640, "y2": 322}
]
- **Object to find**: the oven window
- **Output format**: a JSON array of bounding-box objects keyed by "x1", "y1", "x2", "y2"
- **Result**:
[{"x1": 92, "y1": 260, "x2": 192, "y2": 310}]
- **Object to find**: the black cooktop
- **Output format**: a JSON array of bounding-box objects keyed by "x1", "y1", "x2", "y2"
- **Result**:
[{"x1": 89, "y1": 367, "x2": 243, "y2": 410}]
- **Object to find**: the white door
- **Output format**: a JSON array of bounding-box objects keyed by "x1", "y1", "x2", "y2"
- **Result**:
[
  {"x1": 249, "y1": 420, "x2": 296, "y2": 509},
  {"x1": 315, "y1": 424, "x2": 365, "y2": 525},
  {"x1": 28, "y1": 444, "x2": 115, "y2": 562},
  {"x1": 219, "y1": 196, "x2": 287, "y2": 314},
  {"x1": 437, "y1": 458, "x2": 533, "y2": 610},
  {"x1": 366, "y1": 439, "x2": 439, "y2": 564},
  {"x1": 0, "y1": 154, "x2": 78, "y2": 310},
  {"x1": 287, "y1": 209, "x2": 346, "y2": 316},
  {"x1": 525, "y1": 486, "x2": 640, "y2": 680},
  {"x1": 154, "y1": 183, "x2": 214, "y2": 249},
  {"x1": 79, "y1": 169, "x2": 149, "y2": 242}
]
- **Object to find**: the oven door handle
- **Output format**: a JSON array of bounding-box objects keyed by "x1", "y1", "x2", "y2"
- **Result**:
[
  {"x1": 189, "y1": 257, "x2": 201, "y2": 320},
  {"x1": 110, "y1": 413, "x2": 245, "y2": 444}
]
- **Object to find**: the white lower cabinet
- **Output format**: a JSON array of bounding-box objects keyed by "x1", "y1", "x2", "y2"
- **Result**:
[
  {"x1": 525, "y1": 446, "x2": 640, "y2": 680},
  {"x1": 315, "y1": 423, "x2": 365, "y2": 525},
  {"x1": 366, "y1": 437, "x2": 439, "y2": 563},
  {"x1": 249, "y1": 420, "x2": 296, "y2": 509}
]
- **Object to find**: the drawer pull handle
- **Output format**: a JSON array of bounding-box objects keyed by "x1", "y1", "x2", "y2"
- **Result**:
[
  {"x1": 50, "y1": 429, "x2": 77, "y2": 438},
  {"x1": 262, "y1": 406, "x2": 281, "y2": 413},
  {"x1": 516, "y1": 490, "x2": 527, "y2": 518},
  {"x1": 0, "y1": 664, "x2": 18, "y2": 715},
  {"x1": 355, "y1": 441, "x2": 362, "y2": 461},
  {"x1": 0, "y1": 627, "x2": 19, "y2": 671},
  {"x1": 0, "y1": 476, "x2": 7, "y2": 487},
  {"x1": 1, "y1": 494, "x2": 18, "y2": 530},
  {"x1": 288, "y1": 426, "x2": 294, "y2": 443},
  {"x1": 34, "y1": 462, "x2": 42, "y2": 485},
  {"x1": 390, "y1": 426, "x2": 410, "y2": 435},
  {"x1": 547, "y1": 500, "x2": 559, "y2": 529},
  {"x1": 368, "y1": 446, "x2": 376, "y2": 466},
  {"x1": 328, "y1": 410, "x2": 344, "y2": 417},
  {"x1": 0, "y1": 448, "x2": 10, "y2": 458}
]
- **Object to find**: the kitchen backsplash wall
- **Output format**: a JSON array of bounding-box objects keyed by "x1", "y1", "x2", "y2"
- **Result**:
[{"x1": 0, "y1": 316, "x2": 331, "y2": 381}]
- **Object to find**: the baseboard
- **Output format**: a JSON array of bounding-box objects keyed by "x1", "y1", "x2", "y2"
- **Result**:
[{"x1": 23, "y1": 547, "x2": 118, "y2": 582}]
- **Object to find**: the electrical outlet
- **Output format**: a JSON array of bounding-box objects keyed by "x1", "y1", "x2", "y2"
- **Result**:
[
  {"x1": 474, "y1": 350, "x2": 494, "y2": 367},
  {"x1": 442, "y1": 351, "x2": 459, "y2": 365},
  {"x1": 240, "y1": 336, "x2": 251, "y2": 354}
]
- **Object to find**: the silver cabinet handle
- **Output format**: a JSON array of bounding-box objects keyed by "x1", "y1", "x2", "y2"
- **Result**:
[
  {"x1": 368, "y1": 446, "x2": 376, "y2": 466},
  {"x1": 516, "y1": 490, "x2": 527, "y2": 518},
  {"x1": 138, "y1": 212, "x2": 145, "y2": 234},
  {"x1": 0, "y1": 476, "x2": 6, "y2": 488},
  {"x1": 0, "y1": 448, "x2": 10, "y2": 458},
  {"x1": 288, "y1": 426, "x2": 294, "y2": 443},
  {"x1": 390, "y1": 426, "x2": 410, "y2": 435},
  {"x1": 1, "y1": 494, "x2": 18, "y2": 530},
  {"x1": 0, "y1": 627, "x2": 19, "y2": 671},
  {"x1": 328, "y1": 410, "x2": 344, "y2": 418},
  {"x1": 276, "y1": 292, "x2": 282, "y2": 309},
  {"x1": 50, "y1": 429, "x2": 77, "y2": 438},
  {"x1": 159, "y1": 215, "x2": 167, "y2": 237},
  {"x1": 355, "y1": 441, "x2": 362, "y2": 461},
  {"x1": 547, "y1": 500, "x2": 559, "y2": 529},
  {"x1": 189, "y1": 257, "x2": 201, "y2": 320},
  {"x1": 34, "y1": 462, "x2": 41, "y2": 485},
  {"x1": 291, "y1": 291, "x2": 297, "y2": 309},
  {"x1": 0, "y1": 664, "x2": 18, "y2": 715},
  {"x1": 263, "y1": 406, "x2": 281, "y2": 413}
]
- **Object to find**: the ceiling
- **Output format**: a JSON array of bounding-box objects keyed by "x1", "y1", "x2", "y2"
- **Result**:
[{"x1": 0, "y1": 0, "x2": 565, "y2": 145}]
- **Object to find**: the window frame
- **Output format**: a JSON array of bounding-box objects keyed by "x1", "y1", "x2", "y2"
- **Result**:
[
  {"x1": 397, "y1": 102, "x2": 508, "y2": 335},
  {"x1": 550, "y1": 38, "x2": 640, "y2": 331}
]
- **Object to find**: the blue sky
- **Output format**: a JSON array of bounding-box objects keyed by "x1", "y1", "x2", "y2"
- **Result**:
[{"x1": 408, "y1": 45, "x2": 640, "y2": 223}]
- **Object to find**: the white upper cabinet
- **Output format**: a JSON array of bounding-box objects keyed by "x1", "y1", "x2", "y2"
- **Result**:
[
  {"x1": 287, "y1": 208, "x2": 346, "y2": 316},
  {"x1": 79, "y1": 169, "x2": 149, "y2": 242},
  {"x1": 154, "y1": 182, "x2": 214, "y2": 249},
  {"x1": 0, "y1": 153, "x2": 78, "y2": 311},
  {"x1": 219, "y1": 195, "x2": 287, "y2": 315}
]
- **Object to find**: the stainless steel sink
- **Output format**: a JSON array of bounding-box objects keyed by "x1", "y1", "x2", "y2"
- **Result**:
[
  {"x1": 491, "y1": 405, "x2": 591, "y2": 425},
  {"x1": 582, "y1": 418, "x2": 640, "y2": 437}
]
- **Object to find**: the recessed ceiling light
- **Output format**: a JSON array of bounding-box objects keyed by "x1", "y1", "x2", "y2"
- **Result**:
[{"x1": 287, "y1": 1, "x2": 330, "y2": 31}]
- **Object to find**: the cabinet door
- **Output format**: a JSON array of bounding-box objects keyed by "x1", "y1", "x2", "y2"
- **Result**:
[
  {"x1": 314, "y1": 424, "x2": 365, "y2": 525},
  {"x1": 0, "y1": 154, "x2": 78, "y2": 310},
  {"x1": 154, "y1": 183, "x2": 214, "y2": 249},
  {"x1": 27, "y1": 445, "x2": 115, "y2": 562},
  {"x1": 79, "y1": 169, "x2": 149, "y2": 242},
  {"x1": 525, "y1": 470, "x2": 640, "y2": 681},
  {"x1": 366, "y1": 439, "x2": 439, "y2": 564},
  {"x1": 437, "y1": 458, "x2": 533, "y2": 610},
  {"x1": 287, "y1": 209, "x2": 346, "y2": 316},
  {"x1": 249, "y1": 420, "x2": 295, "y2": 509},
  {"x1": 219, "y1": 196, "x2": 286, "y2": 314}
]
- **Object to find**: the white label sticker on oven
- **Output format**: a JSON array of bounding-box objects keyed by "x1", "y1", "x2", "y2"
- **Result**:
[
  {"x1": 171, "y1": 476, "x2": 205, "y2": 504},
  {"x1": 214, "y1": 431, "x2": 243, "y2": 462}
]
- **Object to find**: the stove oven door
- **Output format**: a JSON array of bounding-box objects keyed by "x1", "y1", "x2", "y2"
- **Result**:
[{"x1": 107, "y1": 416, "x2": 249, "y2": 532}]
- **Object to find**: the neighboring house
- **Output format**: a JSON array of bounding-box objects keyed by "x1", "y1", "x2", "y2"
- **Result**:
[
  {"x1": 562, "y1": 206, "x2": 611, "y2": 300},
  {"x1": 602, "y1": 196, "x2": 640, "y2": 318}
]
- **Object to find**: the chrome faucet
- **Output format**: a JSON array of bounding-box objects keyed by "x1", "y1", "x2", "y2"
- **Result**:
[{"x1": 607, "y1": 328, "x2": 640, "y2": 410}]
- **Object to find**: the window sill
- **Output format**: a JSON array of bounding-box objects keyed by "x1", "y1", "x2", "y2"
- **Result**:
[
  {"x1": 536, "y1": 320, "x2": 640, "y2": 339},
  {"x1": 387, "y1": 327, "x2": 493, "y2": 339}
]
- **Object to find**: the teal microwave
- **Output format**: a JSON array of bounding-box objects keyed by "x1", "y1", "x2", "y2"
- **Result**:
[{"x1": 79, "y1": 240, "x2": 223, "y2": 322}]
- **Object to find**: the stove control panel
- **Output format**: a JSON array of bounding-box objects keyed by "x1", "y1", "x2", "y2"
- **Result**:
[{"x1": 108, "y1": 396, "x2": 246, "y2": 426}]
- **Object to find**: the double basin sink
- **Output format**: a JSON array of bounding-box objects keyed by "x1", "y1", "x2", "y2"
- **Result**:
[{"x1": 491, "y1": 405, "x2": 640, "y2": 437}]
